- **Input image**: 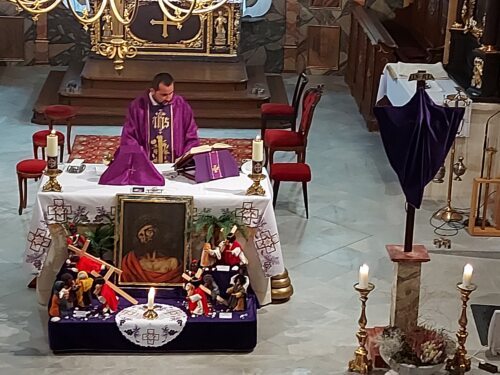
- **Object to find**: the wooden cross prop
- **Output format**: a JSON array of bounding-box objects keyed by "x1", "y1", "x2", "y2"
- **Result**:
[
  {"x1": 182, "y1": 269, "x2": 227, "y2": 305},
  {"x1": 68, "y1": 241, "x2": 138, "y2": 305}
]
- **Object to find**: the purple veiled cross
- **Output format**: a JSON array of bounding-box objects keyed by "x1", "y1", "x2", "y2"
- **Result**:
[{"x1": 374, "y1": 76, "x2": 465, "y2": 252}]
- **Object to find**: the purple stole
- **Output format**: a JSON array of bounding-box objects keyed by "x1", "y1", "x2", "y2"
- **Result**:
[{"x1": 149, "y1": 103, "x2": 174, "y2": 163}]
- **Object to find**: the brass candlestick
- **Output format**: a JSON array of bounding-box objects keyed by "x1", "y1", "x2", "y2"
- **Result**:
[
  {"x1": 246, "y1": 173, "x2": 266, "y2": 196},
  {"x1": 42, "y1": 168, "x2": 63, "y2": 192},
  {"x1": 348, "y1": 282, "x2": 375, "y2": 374},
  {"x1": 446, "y1": 282, "x2": 477, "y2": 374},
  {"x1": 143, "y1": 306, "x2": 158, "y2": 320}
]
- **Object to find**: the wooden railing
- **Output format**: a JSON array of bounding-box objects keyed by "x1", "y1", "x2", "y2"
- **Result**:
[{"x1": 345, "y1": 5, "x2": 397, "y2": 131}]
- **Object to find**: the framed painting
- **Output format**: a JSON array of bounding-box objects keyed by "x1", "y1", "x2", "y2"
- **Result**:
[{"x1": 115, "y1": 194, "x2": 193, "y2": 287}]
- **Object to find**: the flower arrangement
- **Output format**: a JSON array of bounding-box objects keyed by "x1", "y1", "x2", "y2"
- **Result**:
[{"x1": 377, "y1": 326, "x2": 456, "y2": 367}]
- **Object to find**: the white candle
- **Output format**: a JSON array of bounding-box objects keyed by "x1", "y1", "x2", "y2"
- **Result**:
[
  {"x1": 47, "y1": 130, "x2": 58, "y2": 158},
  {"x1": 252, "y1": 135, "x2": 264, "y2": 162},
  {"x1": 147, "y1": 287, "x2": 155, "y2": 309},
  {"x1": 359, "y1": 264, "x2": 369, "y2": 289},
  {"x1": 462, "y1": 264, "x2": 473, "y2": 287}
]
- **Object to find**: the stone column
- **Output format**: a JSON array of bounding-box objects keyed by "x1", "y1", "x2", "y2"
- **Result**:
[{"x1": 386, "y1": 244, "x2": 430, "y2": 332}]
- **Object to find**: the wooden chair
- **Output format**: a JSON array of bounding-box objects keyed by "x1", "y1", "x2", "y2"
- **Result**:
[
  {"x1": 16, "y1": 159, "x2": 46, "y2": 215},
  {"x1": 44, "y1": 105, "x2": 77, "y2": 154},
  {"x1": 261, "y1": 72, "x2": 308, "y2": 139},
  {"x1": 32, "y1": 129, "x2": 65, "y2": 162},
  {"x1": 263, "y1": 84, "x2": 323, "y2": 167},
  {"x1": 270, "y1": 162, "x2": 312, "y2": 219}
]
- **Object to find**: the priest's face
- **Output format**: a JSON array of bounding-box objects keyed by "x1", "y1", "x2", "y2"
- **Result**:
[{"x1": 151, "y1": 82, "x2": 175, "y2": 104}]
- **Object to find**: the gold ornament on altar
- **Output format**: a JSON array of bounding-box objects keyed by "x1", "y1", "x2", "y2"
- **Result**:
[
  {"x1": 471, "y1": 57, "x2": 484, "y2": 89},
  {"x1": 214, "y1": 10, "x2": 227, "y2": 46},
  {"x1": 12, "y1": 0, "x2": 230, "y2": 71}
]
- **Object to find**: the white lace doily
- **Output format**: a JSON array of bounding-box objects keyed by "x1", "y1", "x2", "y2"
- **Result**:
[{"x1": 115, "y1": 304, "x2": 187, "y2": 347}]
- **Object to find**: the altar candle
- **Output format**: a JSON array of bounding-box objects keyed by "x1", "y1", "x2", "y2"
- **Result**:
[
  {"x1": 462, "y1": 264, "x2": 473, "y2": 287},
  {"x1": 252, "y1": 135, "x2": 263, "y2": 162},
  {"x1": 358, "y1": 264, "x2": 369, "y2": 289},
  {"x1": 147, "y1": 287, "x2": 155, "y2": 309},
  {"x1": 47, "y1": 130, "x2": 58, "y2": 158}
]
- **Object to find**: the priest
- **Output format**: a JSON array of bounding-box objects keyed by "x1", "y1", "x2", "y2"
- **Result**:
[
  {"x1": 120, "y1": 72, "x2": 200, "y2": 163},
  {"x1": 99, "y1": 72, "x2": 200, "y2": 185}
]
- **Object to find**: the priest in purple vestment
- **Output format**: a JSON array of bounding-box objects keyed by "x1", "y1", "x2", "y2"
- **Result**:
[
  {"x1": 99, "y1": 73, "x2": 200, "y2": 186},
  {"x1": 118, "y1": 72, "x2": 200, "y2": 163}
]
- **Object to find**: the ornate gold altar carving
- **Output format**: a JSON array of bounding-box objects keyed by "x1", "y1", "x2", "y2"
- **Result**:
[
  {"x1": 89, "y1": 2, "x2": 240, "y2": 62},
  {"x1": 471, "y1": 56, "x2": 484, "y2": 89},
  {"x1": 451, "y1": 0, "x2": 484, "y2": 40},
  {"x1": 12, "y1": 0, "x2": 239, "y2": 70}
]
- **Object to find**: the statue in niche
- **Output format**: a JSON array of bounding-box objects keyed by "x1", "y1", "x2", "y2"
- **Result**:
[
  {"x1": 214, "y1": 10, "x2": 227, "y2": 46},
  {"x1": 470, "y1": 56, "x2": 484, "y2": 89},
  {"x1": 102, "y1": 8, "x2": 113, "y2": 39}
]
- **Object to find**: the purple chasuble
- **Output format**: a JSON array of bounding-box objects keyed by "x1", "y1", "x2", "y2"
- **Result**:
[{"x1": 99, "y1": 92, "x2": 200, "y2": 186}]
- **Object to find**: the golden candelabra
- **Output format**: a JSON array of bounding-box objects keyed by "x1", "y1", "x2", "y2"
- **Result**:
[
  {"x1": 348, "y1": 282, "x2": 375, "y2": 374},
  {"x1": 246, "y1": 173, "x2": 266, "y2": 196},
  {"x1": 446, "y1": 282, "x2": 477, "y2": 374},
  {"x1": 42, "y1": 169, "x2": 62, "y2": 192},
  {"x1": 143, "y1": 306, "x2": 158, "y2": 320}
]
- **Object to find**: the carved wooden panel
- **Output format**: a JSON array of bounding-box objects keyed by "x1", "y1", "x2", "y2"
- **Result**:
[
  {"x1": 0, "y1": 16, "x2": 24, "y2": 62},
  {"x1": 306, "y1": 25, "x2": 340, "y2": 71}
]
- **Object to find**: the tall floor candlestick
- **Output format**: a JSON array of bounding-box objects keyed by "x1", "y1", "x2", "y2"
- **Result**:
[
  {"x1": 348, "y1": 282, "x2": 375, "y2": 374},
  {"x1": 446, "y1": 282, "x2": 477, "y2": 374}
]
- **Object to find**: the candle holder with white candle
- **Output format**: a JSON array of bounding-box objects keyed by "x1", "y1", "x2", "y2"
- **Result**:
[
  {"x1": 42, "y1": 130, "x2": 63, "y2": 192},
  {"x1": 246, "y1": 135, "x2": 266, "y2": 196},
  {"x1": 143, "y1": 287, "x2": 158, "y2": 320},
  {"x1": 348, "y1": 279, "x2": 375, "y2": 374},
  {"x1": 446, "y1": 265, "x2": 477, "y2": 374}
]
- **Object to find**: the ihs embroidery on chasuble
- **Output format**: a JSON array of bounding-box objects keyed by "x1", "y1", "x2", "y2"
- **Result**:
[{"x1": 150, "y1": 108, "x2": 172, "y2": 163}]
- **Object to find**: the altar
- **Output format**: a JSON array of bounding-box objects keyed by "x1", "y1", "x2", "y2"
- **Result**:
[{"x1": 24, "y1": 164, "x2": 284, "y2": 306}]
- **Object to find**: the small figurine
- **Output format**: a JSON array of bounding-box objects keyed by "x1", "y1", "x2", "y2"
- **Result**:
[
  {"x1": 75, "y1": 271, "x2": 93, "y2": 308},
  {"x1": 218, "y1": 226, "x2": 248, "y2": 269},
  {"x1": 66, "y1": 223, "x2": 86, "y2": 248},
  {"x1": 60, "y1": 273, "x2": 77, "y2": 309},
  {"x1": 202, "y1": 274, "x2": 221, "y2": 304},
  {"x1": 226, "y1": 274, "x2": 247, "y2": 312},
  {"x1": 185, "y1": 278, "x2": 209, "y2": 316},
  {"x1": 229, "y1": 264, "x2": 250, "y2": 292},
  {"x1": 200, "y1": 242, "x2": 221, "y2": 268},
  {"x1": 93, "y1": 277, "x2": 119, "y2": 313},
  {"x1": 66, "y1": 253, "x2": 104, "y2": 275},
  {"x1": 49, "y1": 281, "x2": 66, "y2": 322}
]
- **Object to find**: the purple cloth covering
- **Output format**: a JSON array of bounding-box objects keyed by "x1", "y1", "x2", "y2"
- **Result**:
[
  {"x1": 373, "y1": 86, "x2": 464, "y2": 208},
  {"x1": 98, "y1": 144, "x2": 165, "y2": 186},
  {"x1": 192, "y1": 149, "x2": 239, "y2": 183}
]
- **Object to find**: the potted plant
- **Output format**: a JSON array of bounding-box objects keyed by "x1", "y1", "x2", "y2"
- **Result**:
[
  {"x1": 377, "y1": 326, "x2": 456, "y2": 375},
  {"x1": 84, "y1": 215, "x2": 115, "y2": 262}
]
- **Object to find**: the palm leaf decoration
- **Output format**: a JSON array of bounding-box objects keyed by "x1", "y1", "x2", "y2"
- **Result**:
[{"x1": 194, "y1": 212, "x2": 248, "y2": 244}]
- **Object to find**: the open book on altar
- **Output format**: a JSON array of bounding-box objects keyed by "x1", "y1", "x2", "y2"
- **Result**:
[{"x1": 173, "y1": 143, "x2": 239, "y2": 183}]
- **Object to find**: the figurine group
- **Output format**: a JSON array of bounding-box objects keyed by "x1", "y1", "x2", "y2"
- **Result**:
[
  {"x1": 49, "y1": 227, "x2": 119, "y2": 322},
  {"x1": 200, "y1": 226, "x2": 248, "y2": 269},
  {"x1": 183, "y1": 265, "x2": 249, "y2": 317}
]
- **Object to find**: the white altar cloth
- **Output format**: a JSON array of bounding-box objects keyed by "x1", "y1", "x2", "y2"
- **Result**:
[
  {"x1": 24, "y1": 164, "x2": 284, "y2": 305},
  {"x1": 377, "y1": 63, "x2": 472, "y2": 137}
]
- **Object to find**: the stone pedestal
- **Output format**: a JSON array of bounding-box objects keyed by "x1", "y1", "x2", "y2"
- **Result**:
[{"x1": 386, "y1": 244, "x2": 430, "y2": 332}]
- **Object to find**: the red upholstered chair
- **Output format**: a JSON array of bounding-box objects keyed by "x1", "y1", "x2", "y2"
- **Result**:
[
  {"x1": 32, "y1": 130, "x2": 65, "y2": 162},
  {"x1": 16, "y1": 159, "x2": 47, "y2": 215},
  {"x1": 44, "y1": 105, "x2": 77, "y2": 154},
  {"x1": 261, "y1": 72, "x2": 308, "y2": 139},
  {"x1": 264, "y1": 84, "x2": 323, "y2": 167},
  {"x1": 270, "y1": 162, "x2": 312, "y2": 219}
]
